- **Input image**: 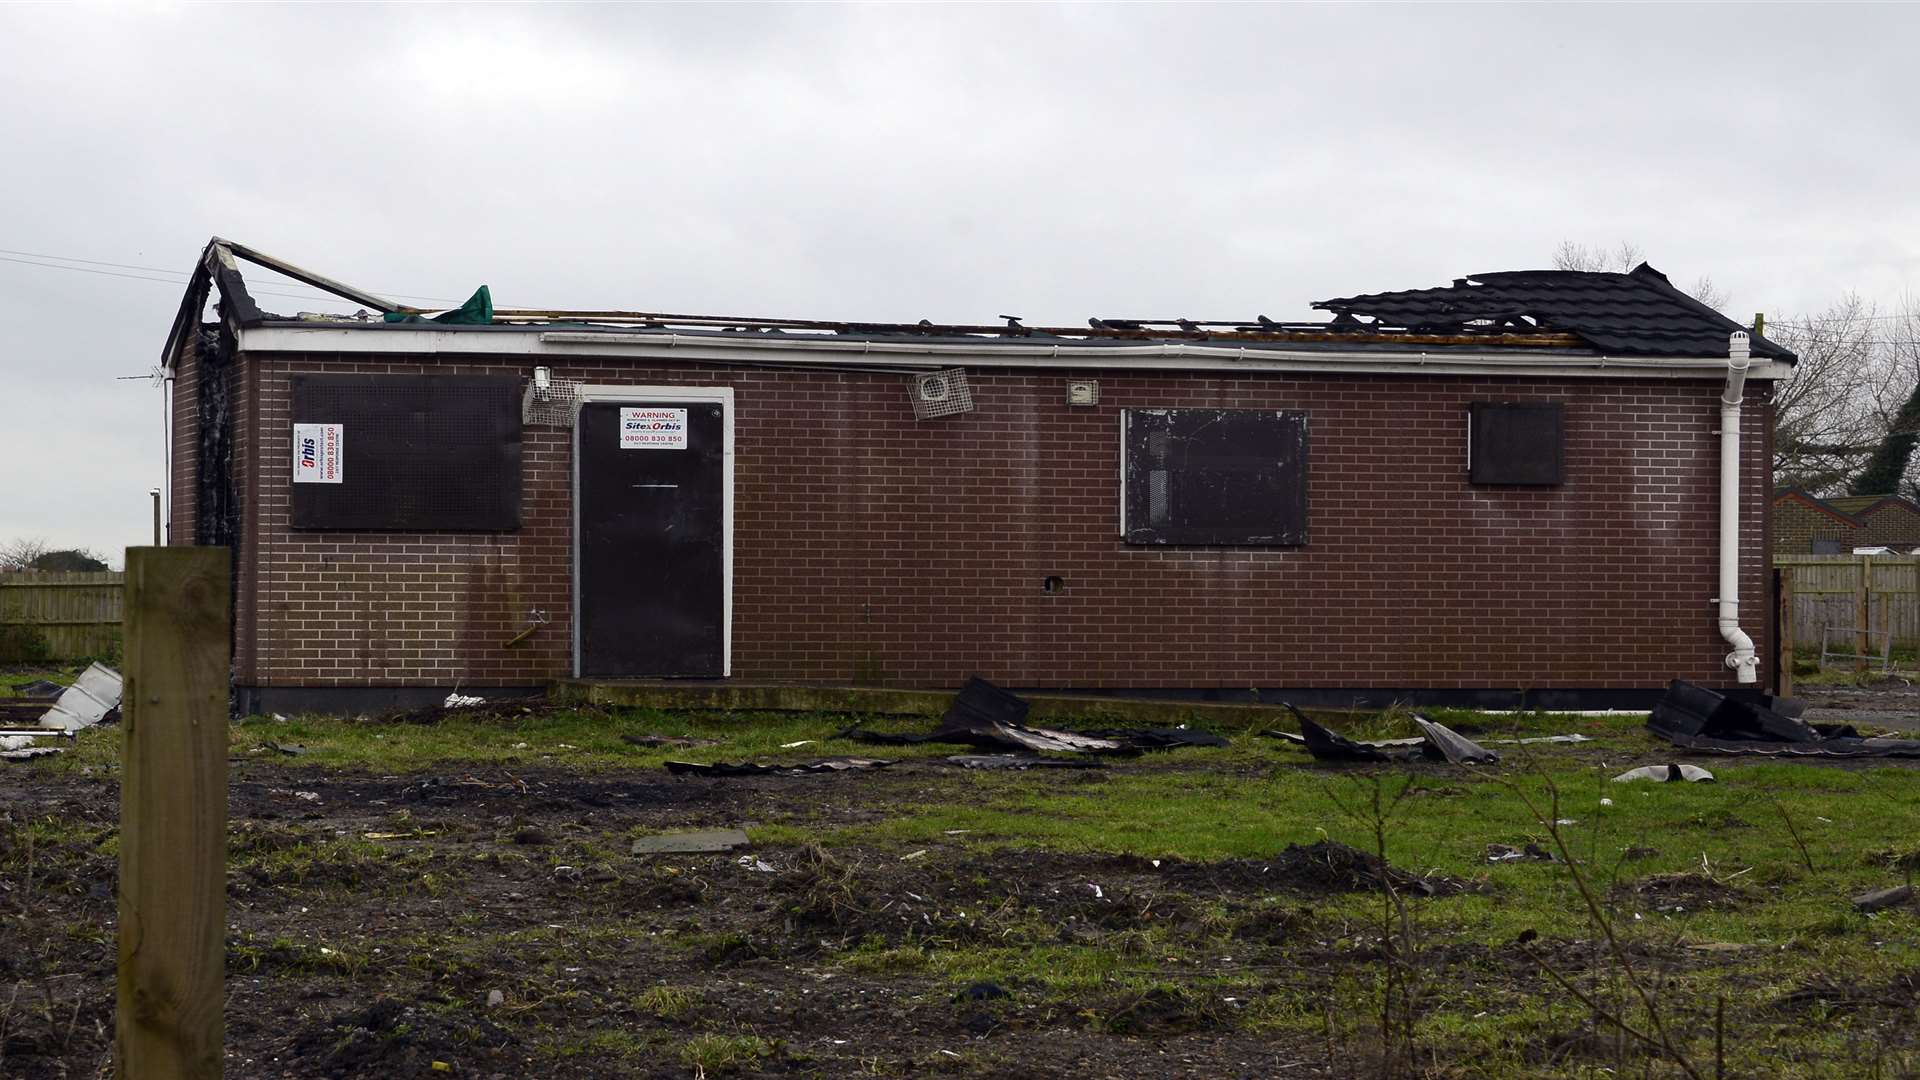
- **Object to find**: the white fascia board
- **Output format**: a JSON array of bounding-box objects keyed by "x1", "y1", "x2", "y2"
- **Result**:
[{"x1": 236, "y1": 325, "x2": 1793, "y2": 381}]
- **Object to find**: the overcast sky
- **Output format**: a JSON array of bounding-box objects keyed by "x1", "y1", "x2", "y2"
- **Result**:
[{"x1": 3, "y1": 4, "x2": 1916, "y2": 562}]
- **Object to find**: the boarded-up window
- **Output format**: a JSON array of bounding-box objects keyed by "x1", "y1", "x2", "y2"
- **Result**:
[
  {"x1": 1468, "y1": 402, "x2": 1564, "y2": 486},
  {"x1": 290, "y1": 374, "x2": 522, "y2": 531},
  {"x1": 1121, "y1": 408, "x2": 1308, "y2": 545}
]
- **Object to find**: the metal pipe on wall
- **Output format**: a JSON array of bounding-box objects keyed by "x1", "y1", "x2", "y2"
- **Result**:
[{"x1": 1720, "y1": 331, "x2": 1758, "y2": 683}]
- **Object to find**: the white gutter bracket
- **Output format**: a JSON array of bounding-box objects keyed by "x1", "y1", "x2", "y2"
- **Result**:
[{"x1": 1718, "y1": 331, "x2": 1758, "y2": 683}]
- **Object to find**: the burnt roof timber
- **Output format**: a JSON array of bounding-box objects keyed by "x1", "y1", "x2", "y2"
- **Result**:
[{"x1": 214, "y1": 237, "x2": 416, "y2": 314}]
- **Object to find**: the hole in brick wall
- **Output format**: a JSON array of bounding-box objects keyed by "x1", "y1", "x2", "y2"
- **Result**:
[{"x1": 1042, "y1": 576, "x2": 1065, "y2": 594}]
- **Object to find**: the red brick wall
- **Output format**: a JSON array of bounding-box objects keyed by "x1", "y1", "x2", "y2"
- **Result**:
[
  {"x1": 1771, "y1": 496, "x2": 1856, "y2": 555},
  {"x1": 1855, "y1": 502, "x2": 1920, "y2": 548},
  {"x1": 220, "y1": 351, "x2": 1774, "y2": 692},
  {"x1": 167, "y1": 332, "x2": 199, "y2": 547}
]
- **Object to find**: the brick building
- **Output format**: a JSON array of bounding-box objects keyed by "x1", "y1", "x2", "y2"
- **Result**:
[
  {"x1": 1770, "y1": 491, "x2": 1920, "y2": 554},
  {"x1": 161, "y1": 240, "x2": 1796, "y2": 713},
  {"x1": 1771, "y1": 490, "x2": 1864, "y2": 554}
]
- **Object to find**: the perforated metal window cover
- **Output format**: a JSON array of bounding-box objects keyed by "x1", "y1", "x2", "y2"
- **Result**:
[
  {"x1": 1467, "y1": 402, "x2": 1565, "y2": 486},
  {"x1": 290, "y1": 374, "x2": 523, "y2": 531},
  {"x1": 1121, "y1": 408, "x2": 1308, "y2": 546}
]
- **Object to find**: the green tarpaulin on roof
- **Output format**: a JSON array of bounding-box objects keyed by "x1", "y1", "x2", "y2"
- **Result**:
[{"x1": 384, "y1": 285, "x2": 492, "y2": 325}]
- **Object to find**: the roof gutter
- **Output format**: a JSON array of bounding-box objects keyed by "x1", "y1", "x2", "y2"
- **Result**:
[{"x1": 233, "y1": 324, "x2": 1793, "y2": 380}]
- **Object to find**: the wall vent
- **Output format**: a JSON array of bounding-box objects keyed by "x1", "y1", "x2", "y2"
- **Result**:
[{"x1": 908, "y1": 368, "x2": 973, "y2": 420}]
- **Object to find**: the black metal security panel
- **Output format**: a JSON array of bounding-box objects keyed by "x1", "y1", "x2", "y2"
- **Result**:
[
  {"x1": 1121, "y1": 408, "x2": 1309, "y2": 545},
  {"x1": 577, "y1": 401, "x2": 726, "y2": 677},
  {"x1": 1468, "y1": 402, "x2": 1565, "y2": 485},
  {"x1": 289, "y1": 374, "x2": 522, "y2": 530}
]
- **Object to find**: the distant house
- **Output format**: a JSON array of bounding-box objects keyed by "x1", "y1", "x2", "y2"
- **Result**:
[
  {"x1": 1825, "y1": 495, "x2": 1920, "y2": 551},
  {"x1": 1771, "y1": 490, "x2": 1920, "y2": 554},
  {"x1": 1772, "y1": 489, "x2": 1865, "y2": 554}
]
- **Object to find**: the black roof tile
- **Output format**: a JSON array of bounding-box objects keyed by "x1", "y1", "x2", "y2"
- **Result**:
[{"x1": 1315, "y1": 263, "x2": 1794, "y2": 361}]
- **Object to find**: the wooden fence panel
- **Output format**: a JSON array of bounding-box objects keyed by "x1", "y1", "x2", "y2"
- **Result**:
[
  {"x1": 1775, "y1": 555, "x2": 1920, "y2": 654},
  {"x1": 0, "y1": 571, "x2": 125, "y2": 660}
]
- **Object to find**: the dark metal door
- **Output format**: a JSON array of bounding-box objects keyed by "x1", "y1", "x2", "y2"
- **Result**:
[{"x1": 577, "y1": 401, "x2": 725, "y2": 676}]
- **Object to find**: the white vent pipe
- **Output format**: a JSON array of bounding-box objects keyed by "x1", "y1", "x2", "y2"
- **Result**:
[{"x1": 1719, "y1": 331, "x2": 1757, "y2": 683}]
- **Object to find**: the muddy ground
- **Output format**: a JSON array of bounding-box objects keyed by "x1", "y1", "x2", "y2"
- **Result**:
[
  {"x1": 4, "y1": 757, "x2": 1383, "y2": 1079},
  {"x1": 6, "y1": 684, "x2": 1920, "y2": 1077}
]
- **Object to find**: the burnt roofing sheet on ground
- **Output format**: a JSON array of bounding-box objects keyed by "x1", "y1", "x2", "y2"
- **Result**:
[{"x1": 1316, "y1": 263, "x2": 1793, "y2": 361}]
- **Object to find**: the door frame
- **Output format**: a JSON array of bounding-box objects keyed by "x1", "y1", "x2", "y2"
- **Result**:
[{"x1": 571, "y1": 384, "x2": 735, "y2": 678}]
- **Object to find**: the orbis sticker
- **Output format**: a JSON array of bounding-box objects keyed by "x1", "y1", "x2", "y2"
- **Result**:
[
  {"x1": 292, "y1": 423, "x2": 344, "y2": 483},
  {"x1": 620, "y1": 407, "x2": 688, "y2": 449}
]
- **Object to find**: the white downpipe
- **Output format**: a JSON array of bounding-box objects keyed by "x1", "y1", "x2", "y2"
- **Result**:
[{"x1": 1719, "y1": 331, "x2": 1757, "y2": 683}]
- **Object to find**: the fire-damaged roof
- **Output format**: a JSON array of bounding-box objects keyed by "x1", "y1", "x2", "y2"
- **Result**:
[
  {"x1": 164, "y1": 238, "x2": 1794, "y2": 367},
  {"x1": 1315, "y1": 263, "x2": 1794, "y2": 361}
]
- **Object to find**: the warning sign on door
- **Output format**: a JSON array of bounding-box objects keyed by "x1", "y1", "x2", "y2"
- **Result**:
[
  {"x1": 620, "y1": 407, "x2": 688, "y2": 449},
  {"x1": 292, "y1": 423, "x2": 344, "y2": 483}
]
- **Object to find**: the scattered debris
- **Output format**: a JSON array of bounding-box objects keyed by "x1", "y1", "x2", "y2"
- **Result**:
[
  {"x1": 552, "y1": 865, "x2": 582, "y2": 882},
  {"x1": 622, "y1": 733, "x2": 720, "y2": 749},
  {"x1": 631, "y1": 828, "x2": 752, "y2": 855},
  {"x1": 1292, "y1": 714, "x2": 1392, "y2": 762},
  {"x1": 443, "y1": 693, "x2": 486, "y2": 709},
  {"x1": 937, "y1": 753, "x2": 1105, "y2": 770},
  {"x1": 1277, "y1": 704, "x2": 1499, "y2": 765},
  {"x1": 1614, "y1": 764, "x2": 1715, "y2": 783},
  {"x1": 1076, "y1": 726, "x2": 1230, "y2": 750},
  {"x1": 1853, "y1": 885, "x2": 1916, "y2": 913},
  {"x1": 780, "y1": 739, "x2": 816, "y2": 749},
  {"x1": 34, "y1": 662, "x2": 122, "y2": 732},
  {"x1": 954, "y1": 982, "x2": 1010, "y2": 1002},
  {"x1": 900, "y1": 849, "x2": 928, "y2": 862},
  {"x1": 10, "y1": 679, "x2": 62, "y2": 699},
  {"x1": 737, "y1": 855, "x2": 777, "y2": 873},
  {"x1": 665, "y1": 757, "x2": 893, "y2": 778},
  {"x1": 1, "y1": 745, "x2": 64, "y2": 761},
  {"x1": 265, "y1": 741, "x2": 308, "y2": 757},
  {"x1": 1413, "y1": 715, "x2": 1500, "y2": 764},
  {"x1": 1487, "y1": 843, "x2": 1557, "y2": 863},
  {"x1": 486, "y1": 990, "x2": 505, "y2": 1009},
  {"x1": 842, "y1": 677, "x2": 1226, "y2": 756},
  {"x1": 1648, "y1": 679, "x2": 1920, "y2": 758}
]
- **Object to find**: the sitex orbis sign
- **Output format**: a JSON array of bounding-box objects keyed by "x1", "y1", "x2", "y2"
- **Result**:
[
  {"x1": 619, "y1": 407, "x2": 688, "y2": 450},
  {"x1": 291, "y1": 423, "x2": 344, "y2": 484}
]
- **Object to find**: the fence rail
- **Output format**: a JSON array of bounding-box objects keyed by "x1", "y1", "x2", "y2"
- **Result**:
[
  {"x1": 1775, "y1": 555, "x2": 1920, "y2": 654},
  {"x1": 0, "y1": 571, "x2": 124, "y2": 661}
]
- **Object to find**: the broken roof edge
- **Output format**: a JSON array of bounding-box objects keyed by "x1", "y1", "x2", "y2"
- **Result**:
[
  {"x1": 235, "y1": 321, "x2": 1799, "y2": 381},
  {"x1": 163, "y1": 236, "x2": 428, "y2": 370},
  {"x1": 175, "y1": 238, "x2": 1795, "y2": 372},
  {"x1": 1313, "y1": 261, "x2": 1796, "y2": 364}
]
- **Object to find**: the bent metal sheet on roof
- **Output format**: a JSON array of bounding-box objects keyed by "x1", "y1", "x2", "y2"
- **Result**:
[{"x1": 166, "y1": 238, "x2": 1798, "y2": 381}]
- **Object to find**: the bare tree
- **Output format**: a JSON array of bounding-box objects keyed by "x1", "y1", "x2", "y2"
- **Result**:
[
  {"x1": 1688, "y1": 275, "x2": 1729, "y2": 314},
  {"x1": 1768, "y1": 294, "x2": 1886, "y2": 493},
  {"x1": 1553, "y1": 240, "x2": 1644, "y2": 274},
  {"x1": 0, "y1": 537, "x2": 51, "y2": 573},
  {"x1": 1553, "y1": 240, "x2": 1727, "y2": 312}
]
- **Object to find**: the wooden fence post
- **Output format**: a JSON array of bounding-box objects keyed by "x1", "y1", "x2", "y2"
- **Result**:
[
  {"x1": 118, "y1": 547, "x2": 229, "y2": 1080},
  {"x1": 1857, "y1": 555, "x2": 1872, "y2": 673}
]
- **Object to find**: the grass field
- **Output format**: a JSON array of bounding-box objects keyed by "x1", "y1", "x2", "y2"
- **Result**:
[{"x1": 3, "y1": 668, "x2": 1920, "y2": 1077}]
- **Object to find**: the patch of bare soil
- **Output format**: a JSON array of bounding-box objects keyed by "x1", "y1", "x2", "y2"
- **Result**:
[
  {"x1": 1612, "y1": 871, "x2": 1754, "y2": 914},
  {"x1": 0, "y1": 762, "x2": 1348, "y2": 1079}
]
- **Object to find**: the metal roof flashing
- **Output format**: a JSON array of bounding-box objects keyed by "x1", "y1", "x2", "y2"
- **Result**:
[{"x1": 234, "y1": 321, "x2": 1791, "y2": 381}]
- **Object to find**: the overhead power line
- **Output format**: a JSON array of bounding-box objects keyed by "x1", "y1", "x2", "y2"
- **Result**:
[{"x1": 0, "y1": 245, "x2": 466, "y2": 305}]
